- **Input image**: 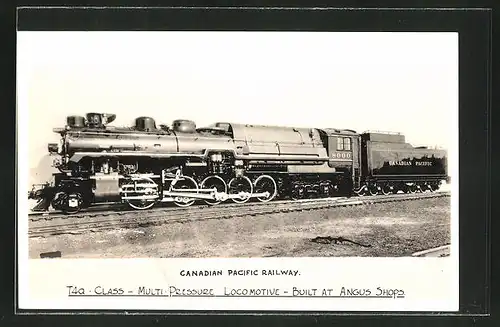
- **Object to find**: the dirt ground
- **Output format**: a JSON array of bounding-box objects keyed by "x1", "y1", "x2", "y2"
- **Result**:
[{"x1": 29, "y1": 197, "x2": 450, "y2": 258}]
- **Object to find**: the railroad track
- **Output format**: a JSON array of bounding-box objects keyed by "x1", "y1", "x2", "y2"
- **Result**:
[
  {"x1": 412, "y1": 245, "x2": 451, "y2": 257},
  {"x1": 29, "y1": 191, "x2": 450, "y2": 238},
  {"x1": 28, "y1": 188, "x2": 452, "y2": 221},
  {"x1": 28, "y1": 196, "x2": 362, "y2": 222}
]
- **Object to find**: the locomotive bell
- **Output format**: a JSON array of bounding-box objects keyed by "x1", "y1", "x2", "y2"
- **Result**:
[
  {"x1": 172, "y1": 119, "x2": 196, "y2": 133},
  {"x1": 66, "y1": 115, "x2": 85, "y2": 128},
  {"x1": 135, "y1": 116, "x2": 157, "y2": 132}
]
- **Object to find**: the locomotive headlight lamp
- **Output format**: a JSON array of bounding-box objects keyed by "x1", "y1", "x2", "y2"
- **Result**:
[
  {"x1": 47, "y1": 143, "x2": 58, "y2": 154},
  {"x1": 234, "y1": 160, "x2": 244, "y2": 166}
]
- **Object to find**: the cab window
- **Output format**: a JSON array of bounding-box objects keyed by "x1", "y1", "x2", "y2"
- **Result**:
[
  {"x1": 337, "y1": 137, "x2": 344, "y2": 150},
  {"x1": 337, "y1": 137, "x2": 351, "y2": 151},
  {"x1": 344, "y1": 137, "x2": 351, "y2": 151}
]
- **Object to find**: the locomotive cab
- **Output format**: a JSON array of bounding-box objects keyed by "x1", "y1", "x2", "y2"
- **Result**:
[{"x1": 319, "y1": 128, "x2": 361, "y2": 190}]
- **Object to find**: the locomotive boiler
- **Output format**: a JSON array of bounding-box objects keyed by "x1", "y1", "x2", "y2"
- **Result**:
[{"x1": 29, "y1": 112, "x2": 449, "y2": 213}]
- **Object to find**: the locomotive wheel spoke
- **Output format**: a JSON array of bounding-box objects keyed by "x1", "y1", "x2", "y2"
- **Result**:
[
  {"x1": 124, "y1": 176, "x2": 159, "y2": 210},
  {"x1": 200, "y1": 175, "x2": 227, "y2": 205},
  {"x1": 228, "y1": 176, "x2": 253, "y2": 204},
  {"x1": 63, "y1": 193, "x2": 84, "y2": 214},
  {"x1": 172, "y1": 176, "x2": 198, "y2": 207},
  {"x1": 127, "y1": 200, "x2": 156, "y2": 210},
  {"x1": 253, "y1": 175, "x2": 278, "y2": 202}
]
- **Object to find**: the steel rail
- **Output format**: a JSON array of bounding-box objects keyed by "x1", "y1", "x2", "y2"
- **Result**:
[
  {"x1": 28, "y1": 188, "x2": 451, "y2": 222},
  {"x1": 29, "y1": 192, "x2": 450, "y2": 238},
  {"x1": 28, "y1": 196, "x2": 353, "y2": 222}
]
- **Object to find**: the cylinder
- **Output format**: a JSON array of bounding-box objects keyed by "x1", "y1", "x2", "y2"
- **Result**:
[
  {"x1": 66, "y1": 115, "x2": 86, "y2": 128},
  {"x1": 135, "y1": 117, "x2": 157, "y2": 131},
  {"x1": 172, "y1": 119, "x2": 196, "y2": 133}
]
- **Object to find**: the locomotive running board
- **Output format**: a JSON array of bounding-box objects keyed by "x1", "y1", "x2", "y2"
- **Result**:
[{"x1": 122, "y1": 190, "x2": 271, "y2": 202}]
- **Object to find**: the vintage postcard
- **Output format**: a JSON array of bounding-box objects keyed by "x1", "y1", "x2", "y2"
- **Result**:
[{"x1": 17, "y1": 30, "x2": 458, "y2": 312}]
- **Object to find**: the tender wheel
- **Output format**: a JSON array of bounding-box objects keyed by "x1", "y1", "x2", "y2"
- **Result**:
[
  {"x1": 381, "y1": 183, "x2": 392, "y2": 195},
  {"x1": 172, "y1": 176, "x2": 199, "y2": 207},
  {"x1": 406, "y1": 183, "x2": 417, "y2": 194},
  {"x1": 253, "y1": 175, "x2": 278, "y2": 202},
  {"x1": 200, "y1": 175, "x2": 227, "y2": 205},
  {"x1": 368, "y1": 184, "x2": 379, "y2": 196},
  {"x1": 392, "y1": 184, "x2": 400, "y2": 194},
  {"x1": 353, "y1": 185, "x2": 366, "y2": 197},
  {"x1": 123, "y1": 176, "x2": 159, "y2": 210},
  {"x1": 430, "y1": 182, "x2": 440, "y2": 192},
  {"x1": 228, "y1": 176, "x2": 253, "y2": 204}
]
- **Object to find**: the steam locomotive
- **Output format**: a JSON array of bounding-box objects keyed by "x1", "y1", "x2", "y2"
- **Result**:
[{"x1": 29, "y1": 112, "x2": 448, "y2": 214}]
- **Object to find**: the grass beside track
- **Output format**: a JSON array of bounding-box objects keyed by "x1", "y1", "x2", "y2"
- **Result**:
[{"x1": 29, "y1": 196, "x2": 451, "y2": 258}]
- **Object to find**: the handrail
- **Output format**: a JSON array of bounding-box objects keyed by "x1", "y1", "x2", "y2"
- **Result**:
[{"x1": 363, "y1": 130, "x2": 402, "y2": 135}]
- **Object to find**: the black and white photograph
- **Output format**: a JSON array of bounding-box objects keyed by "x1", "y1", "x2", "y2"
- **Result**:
[{"x1": 17, "y1": 20, "x2": 460, "y2": 311}]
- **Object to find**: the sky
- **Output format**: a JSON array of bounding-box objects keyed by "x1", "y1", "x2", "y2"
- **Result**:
[{"x1": 17, "y1": 31, "x2": 458, "y2": 185}]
